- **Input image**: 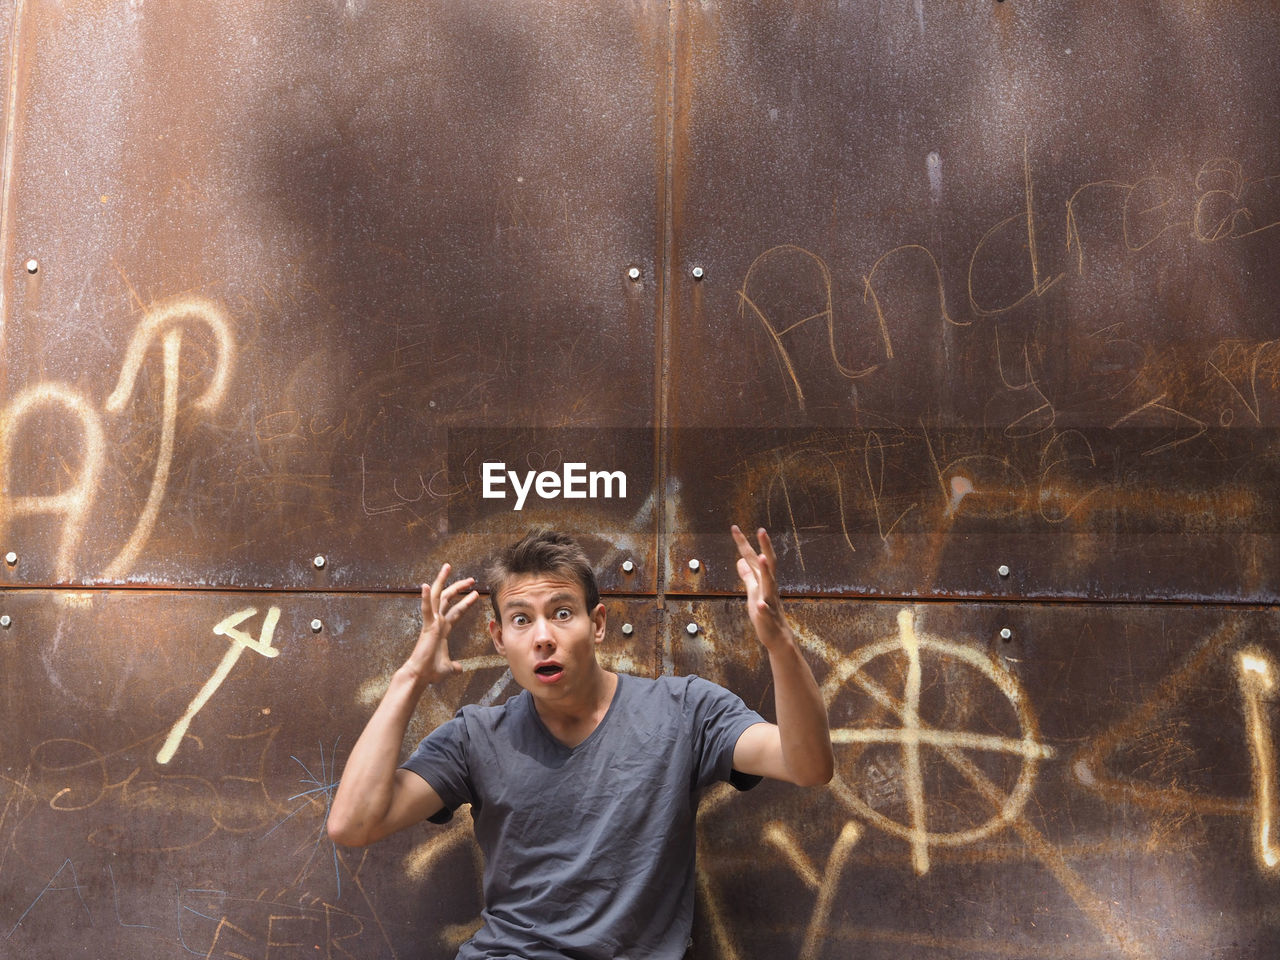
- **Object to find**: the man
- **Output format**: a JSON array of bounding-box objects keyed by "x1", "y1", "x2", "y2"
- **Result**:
[{"x1": 327, "y1": 525, "x2": 833, "y2": 959}]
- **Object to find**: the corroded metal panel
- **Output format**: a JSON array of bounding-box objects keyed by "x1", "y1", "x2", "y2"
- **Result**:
[
  {"x1": 0, "y1": 589, "x2": 661, "y2": 959},
  {"x1": 672, "y1": 598, "x2": 1280, "y2": 960},
  {"x1": 665, "y1": 1, "x2": 1280, "y2": 601},
  {"x1": 4, "y1": 592, "x2": 1277, "y2": 959},
  {"x1": 0, "y1": 0, "x2": 664, "y2": 591}
]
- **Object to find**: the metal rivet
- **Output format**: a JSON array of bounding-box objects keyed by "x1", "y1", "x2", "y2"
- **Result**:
[
  {"x1": 997, "y1": 564, "x2": 1010, "y2": 578},
  {"x1": 686, "y1": 622, "x2": 699, "y2": 635},
  {"x1": 311, "y1": 619, "x2": 323, "y2": 633},
  {"x1": 24, "y1": 259, "x2": 37, "y2": 274},
  {"x1": 313, "y1": 555, "x2": 326, "y2": 570},
  {"x1": 4, "y1": 552, "x2": 15, "y2": 566},
  {"x1": 999, "y1": 627, "x2": 1012, "y2": 641},
  {"x1": 627, "y1": 266, "x2": 641, "y2": 281},
  {"x1": 621, "y1": 560, "x2": 635, "y2": 574},
  {"x1": 688, "y1": 558, "x2": 701, "y2": 572},
  {"x1": 621, "y1": 623, "x2": 634, "y2": 636},
  {"x1": 691, "y1": 266, "x2": 705, "y2": 279},
  {"x1": 0, "y1": 615, "x2": 10, "y2": 629}
]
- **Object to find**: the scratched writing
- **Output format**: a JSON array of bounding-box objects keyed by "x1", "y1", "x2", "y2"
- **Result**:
[
  {"x1": 5, "y1": 867, "x2": 380, "y2": 957},
  {"x1": 734, "y1": 147, "x2": 1280, "y2": 497}
]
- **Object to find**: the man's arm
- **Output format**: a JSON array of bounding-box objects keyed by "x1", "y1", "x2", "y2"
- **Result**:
[
  {"x1": 327, "y1": 564, "x2": 479, "y2": 847},
  {"x1": 728, "y1": 525, "x2": 835, "y2": 787}
]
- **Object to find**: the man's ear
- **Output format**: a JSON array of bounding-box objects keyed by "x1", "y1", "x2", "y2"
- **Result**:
[
  {"x1": 591, "y1": 603, "x2": 607, "y2": 644},
  {"x1": 488, "y1": 618, "x2": 505, "y2": 655}
]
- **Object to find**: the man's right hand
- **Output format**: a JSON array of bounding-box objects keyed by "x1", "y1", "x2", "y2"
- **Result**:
[{"x1": 406, "y1": 563, "x2": 480, "y2": 686}]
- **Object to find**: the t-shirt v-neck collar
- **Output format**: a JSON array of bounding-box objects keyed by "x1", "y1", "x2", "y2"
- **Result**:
[{"x1": 524, "y1": 673, "x2": 625, "y2": 755}]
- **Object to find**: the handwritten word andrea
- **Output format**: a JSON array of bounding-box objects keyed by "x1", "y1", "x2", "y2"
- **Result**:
[{"x1": 481, "y1": 462, "x2": 627, "y2": 511}]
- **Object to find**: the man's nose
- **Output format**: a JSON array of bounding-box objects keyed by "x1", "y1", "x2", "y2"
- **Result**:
[{"x1": 532, "y1": 617, "x2": 555, "y2": 647}]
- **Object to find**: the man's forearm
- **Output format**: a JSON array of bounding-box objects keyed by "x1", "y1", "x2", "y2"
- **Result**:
[
  {"x1": 766, "y1": 630, "x2": 835, "y2": 786},
  {"x1": 327, "y1": 668, "x2": 431, "y2": 845}
]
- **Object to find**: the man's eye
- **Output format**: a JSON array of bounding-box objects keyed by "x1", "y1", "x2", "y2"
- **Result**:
[
  {"x1": 512, "y1": 615, "x2": 529, "y2": 626},
  {"x1": 555, "y1": 608, "x2": 572, "y2": 620}
]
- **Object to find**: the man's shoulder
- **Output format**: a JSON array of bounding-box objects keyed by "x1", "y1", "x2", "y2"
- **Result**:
[{"x1": 450, "y1": 689, "x2": 530, "y2": 730}]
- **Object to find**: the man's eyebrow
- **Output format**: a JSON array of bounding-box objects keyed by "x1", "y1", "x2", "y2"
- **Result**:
[{"x1": 501, "y1": 592, "x2": 581, "y2": 614}]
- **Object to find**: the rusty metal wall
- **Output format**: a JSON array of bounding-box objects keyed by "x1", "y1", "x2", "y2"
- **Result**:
[{"x1": 3, "y1": 1, "x2": 1280, "y2": 958}]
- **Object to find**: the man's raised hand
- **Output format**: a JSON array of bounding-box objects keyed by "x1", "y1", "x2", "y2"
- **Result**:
[
  {"x1": 407, "y1": 563, "x2": 479, "y2": 685},
  {"x1": 731, "y1": 524, "x2": 791, "y2": 651}
]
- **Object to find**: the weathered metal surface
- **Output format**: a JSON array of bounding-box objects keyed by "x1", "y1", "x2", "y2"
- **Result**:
[
  {"x1": 0, "y1": 0, "x2": 663, "y2": 591},
  {"x1": 673, "y1": 598, "x2": 1280, "y2": 960},
  {"x1": 3, "y1": 592, "x2": 1277, "y2": 959},
  {"x1": 0, "y1": 589, "x2": 662, "y2": 959},
  {"x1": 4, "y1": 1, "x2": 1280, "y2": 959},
  {"x1": 665, "y1": 1, "x2": 1280, "y2": 601}
]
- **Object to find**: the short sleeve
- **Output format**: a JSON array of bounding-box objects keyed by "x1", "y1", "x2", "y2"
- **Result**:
[
  {"x1": 400, "y1": 712, "x2": 475, "y2": 824},
  {"x1": 685, "y1": 676, "x2": 767, "y2": 792}
]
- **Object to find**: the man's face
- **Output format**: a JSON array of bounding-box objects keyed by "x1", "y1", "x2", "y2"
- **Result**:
[{"x1": 487, "y1": 573, "x2": 607, "y2": 703}]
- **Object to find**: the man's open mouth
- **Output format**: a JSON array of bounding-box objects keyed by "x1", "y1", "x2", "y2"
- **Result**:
[{"x1": 534, "y1": 663, "x2": 563, "y2": 679}]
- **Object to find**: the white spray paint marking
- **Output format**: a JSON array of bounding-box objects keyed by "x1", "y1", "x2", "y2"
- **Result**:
[{"x1": 927, "y1": 151, "x2": 943, "y2": 203}]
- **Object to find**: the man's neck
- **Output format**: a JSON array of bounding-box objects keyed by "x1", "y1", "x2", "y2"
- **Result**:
[{"x1": 533, "y1": 668, "x2": 619, "y2": 748}]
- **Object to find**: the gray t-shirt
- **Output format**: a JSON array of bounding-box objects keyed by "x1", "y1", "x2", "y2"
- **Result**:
[{"x1": 401, "y1": 673, "x2": 766, "y2": 960}]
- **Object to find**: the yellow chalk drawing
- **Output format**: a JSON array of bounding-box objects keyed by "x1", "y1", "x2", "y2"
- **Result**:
[
  {"x1": 102, "y1": 295, "x2": 233, "y2": 579},
  {"x1": 404, "y1": 820, "x2": 474, "y2": 882},
  {"x1": 0, "y1": 294, "x2": 233, "y2": 581},
  {"x1": 0, "y1": 384, "x2": 104, "y2": 580},
  {"x1": 815, "y1": 611, "x2": 1150, "y2": 960},
  {"x1": 104, "y1": 294, "x2": 233, "y2": 414},
  {"x1": 157, "y1": 606, "x2": 281, "y2": 765},
  {"x1": 800, "y1": 821, "x2": 862, "y2": 960},
  {"x1": 1236, "y1": 648, "x2": 1280, "y2": 871},
  {"x1": 823, "y1": 609, "x2": 1054, "y2": 874},
  {"x1": 896, "y1": 610, "x2": 928, "y2": 875},
  {"x1": 765, "y1": 820, "x2": 864, "y2": 960}
]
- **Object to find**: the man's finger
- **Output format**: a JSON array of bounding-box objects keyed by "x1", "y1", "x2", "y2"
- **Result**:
[
  {"x1": 429, "y1": 562, "x2": 452, "y2": 609},
  {"x1": 442, "y1": 575, "x2": 475, "y2": 600},
  {"x1": 444, "y1": 588, "x2": 480, "y2": 623},
  {"x1": 756, "y1": 527, "x2": 778, "y2": 570},
  {"x1": 731, "y1": 524, "x2": 761, "y2": 574}
]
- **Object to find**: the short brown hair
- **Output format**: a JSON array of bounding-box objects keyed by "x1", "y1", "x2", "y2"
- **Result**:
[{"x1": 486, "y1": 529, "x2": 601, "y2": 618}]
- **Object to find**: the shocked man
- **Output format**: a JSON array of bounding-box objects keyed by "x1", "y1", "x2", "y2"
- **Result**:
[{"x1": 327, "y1": 526, "x2": 834, "y2": 959}]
